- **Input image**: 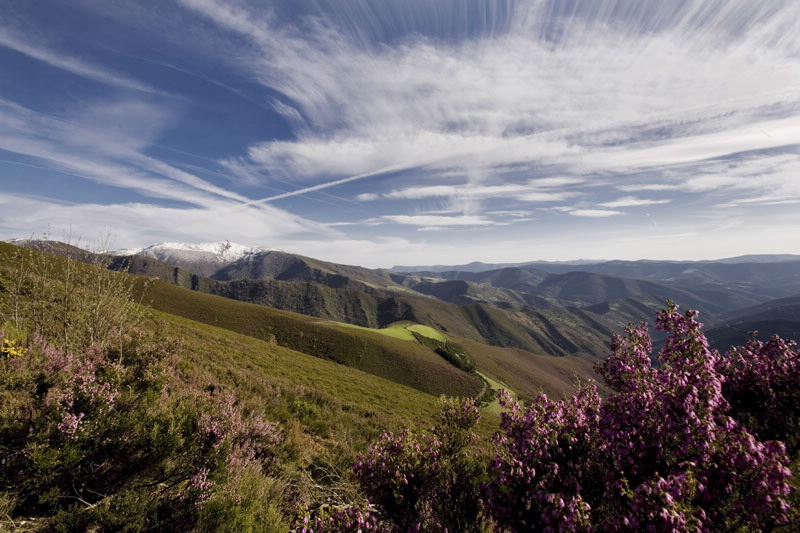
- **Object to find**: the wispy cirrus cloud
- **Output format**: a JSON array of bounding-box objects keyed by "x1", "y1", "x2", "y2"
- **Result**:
[
  {"x1": 0, "y1": 98, "x2": 244, "y2": 206},
  {"x1": 617, "y1": 184, "x2": 682, "y2": 192},
  {"x1": 0, "y1": 26, "x2": 156, "y2": 93},
  {"x1": 599, "y1": 196, "x2": 671, "y2": 208},
  {"x1": 0, "y1": 192, "x2": 326, "y2": 249},
  {"x1": 3, "y1": 0, "x2": 800, "y2": 264},
  {"x1": 566, "y1": 209, "x2": 624, "y2": 218},
  {"x1": 175, "y1": 0, "x2": 800, "y2": 228},
  {"x1": 0, "y1": 96, "x2": 332, "y2": 242},
  {"x1": 371, "y1": 183, "x2": 579, "y2": 203},
  {"x1": 380, "y1": 215, "x2": 499, "y2": 227}
]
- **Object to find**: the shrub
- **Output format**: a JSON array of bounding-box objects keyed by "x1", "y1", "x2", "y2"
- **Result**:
[
  {"x1": 0, "y1": 329, "x2": 286, "y2": 531},
  {"x1": 303, "y1": 396, "x2": 485, "y2": 532},
  {"x1": 717, "y1": 332, "x2": 800, "y2": 457},
  {"x1": 485, "y1": 304, "x2": 795, "y2": 531}
]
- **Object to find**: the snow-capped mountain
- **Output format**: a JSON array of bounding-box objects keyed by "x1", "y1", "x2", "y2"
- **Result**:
[
  {"x1": 114, "y1": 241, "x2": 279, "y2": 262},
  {"x1": 112, "y1": 241, "x2": 282, "y2": 278}
]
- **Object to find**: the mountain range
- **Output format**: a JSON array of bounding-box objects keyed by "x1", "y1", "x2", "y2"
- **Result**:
[{"x1": 9, "y1": 239, "x2": 800, "y2": 399}]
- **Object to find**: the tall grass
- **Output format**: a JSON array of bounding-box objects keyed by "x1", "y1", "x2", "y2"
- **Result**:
[{"x1": 0, "y1": 239, "x2": 149, "y2": 352}]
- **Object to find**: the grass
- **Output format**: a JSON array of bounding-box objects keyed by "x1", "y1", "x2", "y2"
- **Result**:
[
  {"x1": 157, "y1": 310, "x2": 501, "y2": 438},
  {"x1": 0, "y1": 241, "x2": 500, "y2": 457},
  {"x1": 129, "y1": 276, "x2": 485, "y2": 399},
  {"x1": 336, "y1": 322, "x2": 418, "y2": 341},
  {"x1": 0, "y1": 240, "x2": 603, "y2": 412},
  {"x1": 0, "y1": 241, "x2": 601, "y2": 403},
  {"x1": 475, "y1": 371, "x2": 516, "y2": 416},
  {"x1": 407, "y1": 324, "x2": 447, "y2": 342},
  {"x1": 454, "y1": 334, "x2": 603, "y2": 401},
  {"x1": 156, "y1": 310, "x2": 444, "y2": 435},
  {"x1": 334, "y1": 322, "x2": 449, "y2": 344}
]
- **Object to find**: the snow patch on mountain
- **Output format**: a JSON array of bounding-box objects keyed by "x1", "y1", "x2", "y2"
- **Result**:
[{"x1": 112, "y1": 241, "x2": 281, "y2": 264}]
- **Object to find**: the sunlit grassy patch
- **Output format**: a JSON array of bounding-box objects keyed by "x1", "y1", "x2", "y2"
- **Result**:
[
  {"x1": 407, "y1": 324, "x2": 447, "y2": 342},
  {"x1": 335, "y1": 322, "x2": 417, "y2": 341},
  {"x1": 476, "y1": 371, "x2": 517, "y2": 416}
]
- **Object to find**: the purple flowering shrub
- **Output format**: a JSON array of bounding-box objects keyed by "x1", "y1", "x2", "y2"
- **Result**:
[
  {"x1": 0, "y1": 329, "x2": 284, "y2": 531},
  {"x1": 486, "y1": 304, "x2": 795, "y2": 531},
  {"x1": 296, "y1": 503, "x2": 389, "y2": 533},
  {"x1": 485, "y1": 385, "x2": 599, "y2": 531},
  {"x1": 302, "y1": 396, "x2": 485, "y2": 532},
  {"x1": 717, "y1": 333, "x2": 800, "y2": 457},
  {"x1": 308, "y1": 304, "x2": 797, "y2": 531}
]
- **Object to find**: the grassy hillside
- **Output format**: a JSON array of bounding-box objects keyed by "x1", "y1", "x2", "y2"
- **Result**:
[
  {"x1": 0, "y1": 242, "x2": 509, "y2": 529},
  {"x1": 156, "y1": 310, "x2": 449, "y2": 435},
  {"x1": 4, "y1": 242, "x2": 796, "y2": 530},
  {"x1": 721, "y1": 295, "x2": 800, "y2": 323},
  {"x1": 12, "y1": 241, "x2": 716, "y2": 365},
  {"x1": 116, "y1": 251, "x2": 605, "y2": 355},
  {"x1": 129, "y1": 277, "x2": 484, "y2": 399},
  {"x1": 133, "y1": 276, "x2": 610, "y2": 402},
  {"x1": 706, "y1": 320, "x2": 800, "y2": 352},
  {"x1": 26, "y1": 242, "x2": 713, "y2": 361},
  {"x1": 1, "y1": 240, "x2": 607, "y2": 401},
  {"x1": 408, "y1": 278, "x2": 551, "y2": 309},
  {"x1": 455, "y1": 336, "x2": 601, "y2": 400}
]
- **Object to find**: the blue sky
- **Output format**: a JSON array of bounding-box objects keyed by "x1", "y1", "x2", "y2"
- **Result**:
[{"x1": 1, "y1": 0, "x2": 799, "y2": 268}]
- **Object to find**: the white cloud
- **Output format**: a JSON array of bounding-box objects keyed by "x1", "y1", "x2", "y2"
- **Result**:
[
  {"x1": 568, "y1": 209, "x2": 624, "y2": 218},
  {"x1": 0, "y1": 193, "x2": 330, "y2": 249},
  {"x1": 383, "y1": 185, "x2": 461, "y2": 200},
  {"x1": 232, "y1": 206, "x2": 800, "y2": 268},
  {"x1": 599, "y1": 196, "x2": 671, "y2": 208},
  {"x1": 375, "y1": 183, "x2": 579, "y2": 204},
  {"x1": 380, "y1": 215, "x2": 497, "y2": 227},
  {"x1": 528, "y1": 177, "x2": 587, "y2": 188},
  {"x1": 417, "y1": 226, "x2": 451, "y2": 232},
  {"x1": 574, "y1": 117, "x2": 800, "y2": 174},
  {"x1": 518, "y1": 191, "x2": 579, "y2": 202},
  {"x1": 5, "y1": 0, "x2": 799, "y2": 264},
  {"x1": 355, "y1": 193, "x2": 378, "y2": 202},
  {"x1": 617, "y1": 184, "x2": 682, "y2": 192},
  {"x1": 485, "y1": 210, "x2": 534, "y2": 217},
  {"x1": 175, "y1": 0, "x2": 800, "y2": 232},
  {"x1": 0, "y1": 98, "x2": 249, "y2": 206},
  {"x1": 0, "y1": 27, "x2": 155, "y2": 93},
  {"x1": 246, "y1": 132, "x2": 577, "y2": 182}
]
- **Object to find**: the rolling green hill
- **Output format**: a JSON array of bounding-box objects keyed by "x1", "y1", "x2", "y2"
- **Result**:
[
  {"x1": 0, "y1": 242, "x2": 606, "y2": 405},
  {"x1": 129, "y1": 276, "x2": 485, "y2": 399},
  {"x1": 12, "y1": 241, "x2": 700, "y2": 360},
  {"x1": 706, "y1": 320, "x2": 800, "y2": 352}
]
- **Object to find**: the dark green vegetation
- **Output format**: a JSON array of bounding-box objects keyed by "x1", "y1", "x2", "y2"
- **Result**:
[
  {"x1": 17, "y1": 239, "x2": 800, "y2": 379},
  {"x1": 22, "y1": 238, "x2": 800, "y2": 379}
]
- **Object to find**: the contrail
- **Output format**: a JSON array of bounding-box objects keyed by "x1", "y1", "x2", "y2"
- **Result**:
[{"x1": 242, "y1": 163, "x2": 418, "y2": 206}]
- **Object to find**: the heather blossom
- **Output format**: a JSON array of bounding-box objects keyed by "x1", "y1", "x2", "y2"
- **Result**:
[
  {"x1": 300, "y1": 305, "x2": 797, "y2": 531},
  {"x1": 486, "y1": 303, "x2": 794, "y2": 531}
]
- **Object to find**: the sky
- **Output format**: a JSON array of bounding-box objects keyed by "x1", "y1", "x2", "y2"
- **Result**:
[{"x1": 1, "y1": 0, "x2": 799, "y2": 268}]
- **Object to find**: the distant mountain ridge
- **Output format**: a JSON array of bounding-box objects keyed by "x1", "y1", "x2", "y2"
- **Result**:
[
  {"x1": 394, "y1": 255, "x2": 800, "y2": 273},
  {"x1": 393, "y1": 259, "x2": 603, "y2": 273},
  {"x1": 10, "y1": 239, "x2": 800, "y2": 358}
]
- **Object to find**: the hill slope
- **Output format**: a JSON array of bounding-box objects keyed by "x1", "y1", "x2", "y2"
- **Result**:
[{"x1": 16, "y1": 240, "x2": 773, "y2": 361}]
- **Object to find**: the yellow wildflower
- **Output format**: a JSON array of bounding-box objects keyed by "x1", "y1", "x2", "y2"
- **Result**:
[{"x1": 1, "y1": 338, "x2": 26, "y2": 358}]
